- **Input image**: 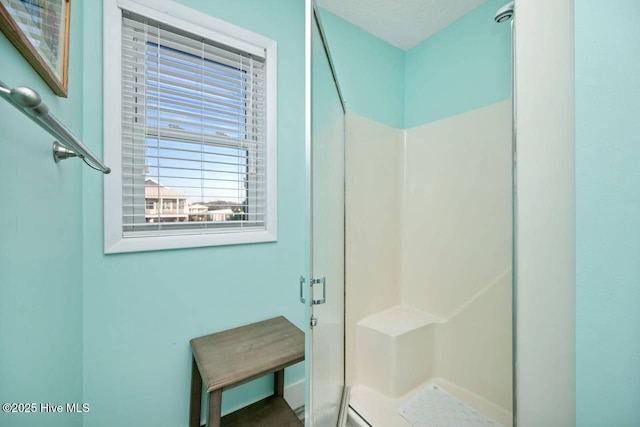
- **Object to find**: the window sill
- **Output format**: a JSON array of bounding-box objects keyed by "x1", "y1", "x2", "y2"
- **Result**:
[{"x1": 104, "y1": 229, "x2": 277, "y2": 254}]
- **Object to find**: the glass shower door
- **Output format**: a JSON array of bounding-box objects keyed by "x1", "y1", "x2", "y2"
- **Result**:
[{"x1": 304, "y1": 1, "x2": 346, "y2": 426}]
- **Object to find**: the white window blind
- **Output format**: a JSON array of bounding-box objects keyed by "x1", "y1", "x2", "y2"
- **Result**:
[{"x1": 120, "y1": 11, "x2": 267, "y2": 238}]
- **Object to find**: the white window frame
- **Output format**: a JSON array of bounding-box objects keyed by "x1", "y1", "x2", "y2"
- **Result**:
[{"x1": 103, "y1": 0, "x2": 278, "y2": 254}]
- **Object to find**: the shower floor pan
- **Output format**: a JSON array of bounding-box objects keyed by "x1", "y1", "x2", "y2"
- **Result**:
[{"x1": 347, "y1": 379, "x2": 510, "y2": 427}]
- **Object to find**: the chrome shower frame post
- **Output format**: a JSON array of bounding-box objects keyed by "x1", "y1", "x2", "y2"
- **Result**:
[{"x1": 511, "y1": 15, "x2": 519, "y2": 427}]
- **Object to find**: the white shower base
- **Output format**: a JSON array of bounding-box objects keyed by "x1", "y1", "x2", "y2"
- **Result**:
[
  {"x1": 347, "y1": 379, "x2": 512, "y2": 427},
  {"x1": 399, "y1": 382, "x2": 502, "y2": 426}
]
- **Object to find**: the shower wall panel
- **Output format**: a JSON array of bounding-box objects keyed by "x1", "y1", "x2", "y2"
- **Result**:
[
  {"x1": 400, "y1": 100, "x2": 512, "y2": 319},
  {"x1": 434, "y1": 269, "x2": 512, "y2": 415},
  {"x1": 345, "y1": 112, "x2": 404, "y2": 385}
]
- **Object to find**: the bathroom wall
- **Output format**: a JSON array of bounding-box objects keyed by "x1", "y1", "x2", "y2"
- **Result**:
[
  {"x1": 575, "y1": 0, "x2": 640, "y2": 425},
  {"x1": 402, "y1": 101, "x2": 512, "y2": 414},
  {"x1": 400, "y1": 101, "x2": 512, "y2": 318},
  {"x1": 404, "y1": 0, "x2": 512, "y2": 128},
  {"x1": 345, "y1": 112, "x2": 403, "y2": 385},
  {"x1": 434, "y1": 270, "x2": 512, "y2": 415},
  {"x1": 81, "y1": 1, "x2": 306, "y2": 426},
  {"x1": 320, "y1": 0, "x2": 512, "y2": 130},
  {"x1": 0, "y1": 2, "x2": 85, "y2": 427},
  {"x1": 318, "y1": 10, "x2": 405, "y2": 129}
]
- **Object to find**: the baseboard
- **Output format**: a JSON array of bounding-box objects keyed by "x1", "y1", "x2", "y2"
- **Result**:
[{"x1": 284, "y1": 379, "x2": 305, "y2": 411}]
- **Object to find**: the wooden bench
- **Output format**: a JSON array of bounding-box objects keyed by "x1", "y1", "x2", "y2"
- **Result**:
[{"x1": 189, "y1": 316, "x2": 305, "y2": 427}]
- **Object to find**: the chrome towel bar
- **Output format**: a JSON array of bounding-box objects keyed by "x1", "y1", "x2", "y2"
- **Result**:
[{"x1": 0, "y1": 80, "x2": 111, "y2": 174}]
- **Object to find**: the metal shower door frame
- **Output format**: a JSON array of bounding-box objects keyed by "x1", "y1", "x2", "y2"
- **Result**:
[{"x1": 303, "y1": 0, "x2": 347, "y2": 426}]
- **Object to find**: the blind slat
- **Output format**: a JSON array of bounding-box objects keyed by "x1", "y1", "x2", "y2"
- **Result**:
[
  {"x1": 122, "y1": 62, "x2": 265, "y2": 101},
  {"x1": 122, "y1": 96, "x2": 263, "y2": 123},
  {"x1": 122, "y1": 142, "x2": 265, "y2": 159},
  {"x1": 122, "y1": 84, "x2": 264, "y2": 113},
  {"x1": 121, "y1": 42, "x2": 265, "y2": 80},
  {"x1": 123, "y1": 109, "x2": 264, "y2": 132},
  {"x1": 121, "y1": 51, "x2": 265, "y2": 87},
  {"x1": 122, "y1": 173, "x2": 266, "y2": 184},
  {"x1": 122, "y1": 147, "x2": 266, "y2": 166}
]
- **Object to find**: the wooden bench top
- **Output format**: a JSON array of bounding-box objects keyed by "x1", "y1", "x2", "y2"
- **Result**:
[{"x1": 190, "y1": 316, "x2": 305, "y2": 393}]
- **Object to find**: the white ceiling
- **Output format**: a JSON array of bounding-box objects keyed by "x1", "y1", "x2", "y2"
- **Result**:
[{"x1": 316, "y1": 0, "x2": 487, "y2": 51}]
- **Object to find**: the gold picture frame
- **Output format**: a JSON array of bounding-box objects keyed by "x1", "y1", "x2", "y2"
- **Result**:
[{"x1": 0, "y1": 0, "x2": 71, "y2": 97}]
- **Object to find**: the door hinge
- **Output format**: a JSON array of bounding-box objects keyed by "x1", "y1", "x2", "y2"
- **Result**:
[
  {"x1": 299, "y1": 276, "x2": 327, "y2": 305},
  {"x1": 310, "y1": 277, "x2": 326, "y2": 305}
]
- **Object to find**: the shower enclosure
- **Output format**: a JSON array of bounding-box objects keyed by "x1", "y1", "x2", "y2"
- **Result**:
[{"x1": 303, "y1": 1, "x2": 516, "y2": 426}]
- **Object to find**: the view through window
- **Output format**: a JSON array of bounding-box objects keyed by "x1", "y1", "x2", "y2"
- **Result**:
[{"x1": 121, "y1": 14, "x2": 266, "y2": 236}]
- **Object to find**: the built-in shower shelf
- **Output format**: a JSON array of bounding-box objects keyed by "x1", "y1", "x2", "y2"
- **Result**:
[
  {"x1": 358, "y1": 305, "x2": 442, "y2": 336},
  {"x1": 357, "y1": 306, "x2": 441, "y2": 397}
]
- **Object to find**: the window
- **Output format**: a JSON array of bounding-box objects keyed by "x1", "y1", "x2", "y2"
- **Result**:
[{"x1": 104, "y1": 0, "x2": 277, "y2": 253}]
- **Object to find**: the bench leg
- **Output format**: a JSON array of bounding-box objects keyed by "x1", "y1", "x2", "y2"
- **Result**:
[
  {"x1": 207, "y1": 389, "x2": 222, "y2": 427},
  {"x1": 190, "y1": 357, "x2": 203, "y2": 427},
  {"x1": 274, "y1": 369, "x2": 285, "y2": 397}
]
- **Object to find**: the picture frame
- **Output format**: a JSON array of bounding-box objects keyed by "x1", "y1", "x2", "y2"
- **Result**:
[{"x1": 0, "y1": 0, "x2": 71, "y2": 97}]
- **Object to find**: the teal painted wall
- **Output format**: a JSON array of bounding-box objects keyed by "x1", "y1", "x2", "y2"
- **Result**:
[
  {"x1": 319, "y1": 0, "x2": 511, "y2": 130},
  {"x1": 318, "y1": 10, "x2": 405, "y2": 129},
  {"x1": 404, "y1": 0, "x2": 511, "y2": 128},
  {"x1": 0, "y1": 2, "x2": 85, "y2": 427},
  {"x1": 576, "y1": 1, "x2": 640, "y2": 425},
  {"x1": 81, "y1": 1, "x2": 305, "y2": 426}
]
